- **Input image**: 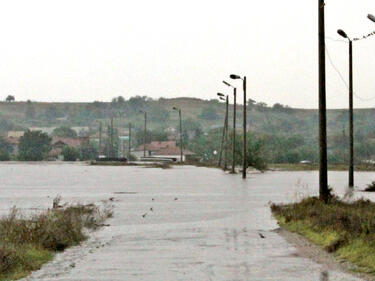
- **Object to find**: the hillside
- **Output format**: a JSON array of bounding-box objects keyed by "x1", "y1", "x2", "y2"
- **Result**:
[{"x1": 0, "y1": 96, "x2": 374, "y2": 164}]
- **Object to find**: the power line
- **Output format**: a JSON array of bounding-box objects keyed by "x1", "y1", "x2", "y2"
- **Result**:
[{"x1": 325, "y1": 45, "x2": 375, "y2": 102}]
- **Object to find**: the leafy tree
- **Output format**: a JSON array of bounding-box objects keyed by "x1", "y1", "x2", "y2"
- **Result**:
[
  {"x1": 150, "y1": 106, "x2": 170, "y2": 122},
  {"x1": 62, "y1": 146, "x2": 80, "y2": 161},
  {"x1": 18, "y1": 130, "x2": 51, "y2": 161},
  {"x1": 25, "y1": 100, "x2": 36, "y2": 119},
  {"x1": 199, "y1": 105, "x2": 218, "y2": 120},
  {"x1": 0, "y1": 137, "x2": 12, "y2": 161},
  {"x1": 135, "y1": 129, "x2": 152, "y2": 146},
  {"x1": 80, "y1": 143, "x2": 98, "y2": 160},
  {"x1": 43, "y1": 105, "x2": 63, "y2": 121},
  {"x1": 5, "y1": 95, "x2": 15, "y2": 102},
  {"x1": 52, "y1": 126, "x2": 78, "y2": 138}
]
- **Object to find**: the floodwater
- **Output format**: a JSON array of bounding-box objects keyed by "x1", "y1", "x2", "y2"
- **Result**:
[{"x1": 0, "y1": 163, "x2": 373, "y2": 281}]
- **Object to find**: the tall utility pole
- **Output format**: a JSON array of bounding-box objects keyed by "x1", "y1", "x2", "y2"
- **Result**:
[
  {"x1": 128, "y1": 123, "x2": 132, "y2": 158},
  {"x1": 319, "y1": 0, "x2": 329, "y2": 202},
  {"x1": 229, "y1": 74, "x2": 247, "y2": 179},
  {"x1": 232, "y1": 87, "x2": 237, "y2": 174},
  {"x1": 217, "y1": 94, "x2": 228, "y2": 168},
  {"x1": 173, "y1": 107, "x2": 184, "y2": 162},
  {"x1": 143, "y1": 112, "x2": 147, "y2": 158},
  {"x1": 99, "y1": 121, "x2": 102, "y2": 155},
  {"x1": 223, "y1": 81, "x2": 237, "y2": 174},
  {"x1": 223, "y1": 96, "x2": 229, "y2": 170},
  {"x1": 242, "y1": 76, "x2": 247, "y2": 179},
  {"x1": 179, "y1": 109, "x2": 183, "y2": 162},
  {"x1": 349, "y1": 40, "x2": 354, "y2": 188},
  {"x1": 337, "y1": 29, "x2": 355, "y2": 188},
  {"x1": 110, "y1": 117, "x2": 114, "y2": 158}
]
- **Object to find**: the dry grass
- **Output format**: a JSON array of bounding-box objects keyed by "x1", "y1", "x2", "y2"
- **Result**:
[
  {"x1": 0, "y1": 197, "x2": 113, "y2": 280},
  {"x1": 271, "y1": 197, "x2": 375, "y2": 274}
]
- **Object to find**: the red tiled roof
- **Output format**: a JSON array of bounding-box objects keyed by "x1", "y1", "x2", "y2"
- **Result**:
[
  {"x1": 154, "y1": 147, "x2": 195, "y2": 156},
  {"x1": 52, "y1": 137, "x2": 88, "y2": 148}
]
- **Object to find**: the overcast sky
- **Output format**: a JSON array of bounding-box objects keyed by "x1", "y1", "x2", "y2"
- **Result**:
[{"x1": 1, "y1": 0, "x2": 375, "y2": 108}]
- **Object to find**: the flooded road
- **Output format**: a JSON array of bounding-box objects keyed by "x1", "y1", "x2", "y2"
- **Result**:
[{"x1": 1, "y1": 163, "x2": 374, "y2": 280}]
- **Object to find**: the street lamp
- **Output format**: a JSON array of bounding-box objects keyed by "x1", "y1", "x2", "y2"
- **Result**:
[
  {"x1": 230, "y1": 74, "x2": 247, "y2": 179},
  {"x1": 173, "y1": 107, "x2": 184, "y2": 163},
  {"x1": 223, "y1": 80, "x2": 237, "y2": 174},
  {"x1": 337, "y1": 29, "x2": 354, "y2": 188},
  {"x1": 368, "y1": 14, "x2": 375, "y2": 23},
  {"x1": 139, "y1": 110, "x2": 147, "y2": 158},
  {"x1": 217, "y1": 93, "x2": 229, "y2": 170}
]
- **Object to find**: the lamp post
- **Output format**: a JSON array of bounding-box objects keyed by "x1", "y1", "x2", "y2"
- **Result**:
[
  {"x1": 337, "y1": 29, "x2": 354, "y2": 188},
  {"x1": 318, "y1": 0, "x2": 328, "y2": 202},
  {"x1": 217, "y1": 93, "x2": 229, "y2": 170},
  {"x1": 368, "y1": 14, "x2": 375, "y2": 23},
  {"x1": 223, "y1": 81, "x2": 237, "y2": 174},
  {"x1": 139, "y1": 110, "x2": 147, "y2": 158},
  {"x1": 128, "y1": 122, "x2": 132, "y2": 159},
  {"x1": 173, "y1": 107, "x2": 184, "y2": 162},
  {"x1": 230, "y1": 74, "x2": 247, "y2": 179}
]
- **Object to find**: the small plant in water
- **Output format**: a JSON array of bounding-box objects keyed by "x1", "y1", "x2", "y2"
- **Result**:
[{"x1": 364, "y1": 181, "x2": 375, "y2": 192}]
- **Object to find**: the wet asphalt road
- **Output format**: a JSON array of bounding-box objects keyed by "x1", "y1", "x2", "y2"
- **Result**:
[{"x1": 0, "y1": 163, "x2": 372, "y2": 280}]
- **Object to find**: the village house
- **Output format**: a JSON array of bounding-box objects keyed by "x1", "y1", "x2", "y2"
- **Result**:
[
  {"x1": 134, "y1": 141, "x2": 195, "y2": 162},
  {"x1": 49, "y1": 137, "x2": 89, "y2": 160}
]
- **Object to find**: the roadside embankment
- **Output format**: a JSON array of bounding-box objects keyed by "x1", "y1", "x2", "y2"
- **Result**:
[
  {"x1": 269, "y1": 163, "x2": 375, "y2": 171},
  {"x1": 271, "y1": 197, "x2": 375, "y2": 276},
  {"x1": 0, "y1": 197, "x2": 112, "y2": 281}
]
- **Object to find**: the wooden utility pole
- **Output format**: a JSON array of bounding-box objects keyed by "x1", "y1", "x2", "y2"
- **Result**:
[
  {"x1": 178, "y1": 109, "x2": 183, "y2": 162},
  {"x1": 110, "y1": 117, "x2": 114, "y2": 158},
  {"x1": 99, "y1": 121, "x2": 102, "y2": 155},
  {"x1": 242, "y1": 76, "x2": 247, "y2": 179},
  {"x1": 349, "y1": 40, "x2": 354, "y2": 188},
  {"x1": 319, "y1": 0, "x2": 329, "y2": 202},
  {"x1": 232, "y1": 88, "x2": 237, "y2": 174},
  {"x1": 218, "y1": 97, "x2": 228, "y2": 168},
  {"x1": 128, "y1": 123, "x2": 132, "y2": 158},
  {"x1": 143, "y1": 112, "x2": 147, "y2": 158},
  {"x1": 224, "y1": 96, "x2": 229, "y2": 170}
]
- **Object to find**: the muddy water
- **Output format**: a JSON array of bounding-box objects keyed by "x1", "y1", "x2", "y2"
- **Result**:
[{"x1": 0, "y1": 163, "x2": 372, "y2": 280}]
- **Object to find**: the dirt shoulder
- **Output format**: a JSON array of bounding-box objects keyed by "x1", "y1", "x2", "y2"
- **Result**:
[{"x1": 276, "y1": 228, "x2": 375, "y2": 281}]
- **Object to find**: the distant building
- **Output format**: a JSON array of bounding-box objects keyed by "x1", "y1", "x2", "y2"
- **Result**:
[
  {"x1": 7, "y1": 131, "x2": 24, "y2": 138},
  {"x1": 29, "y1": 127, "x2": 56, "y2": 135},
  {"x1": 5, "y1": 137, "x2": 20, "y2": 155},
  {"x1": 134, "y1": 141, "x2": 195, "y2": 162},
  {"x1": 49, "y1": 137, "x2": 89, "y2": 160}
]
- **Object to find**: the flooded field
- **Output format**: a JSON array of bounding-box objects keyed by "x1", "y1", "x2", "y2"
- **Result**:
[{"x1": 0, "y1": 163, "x2": 374, "y2": 280}]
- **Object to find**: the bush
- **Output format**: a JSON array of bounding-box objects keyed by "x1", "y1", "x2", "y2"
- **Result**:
[
  {"x1": 62, "y1": 146, "x2": 80, "y2": 161},
  {"x1": 18, "y1": 130, "x2": 51, "y2": 161},
  {"x1": 0, "y1": 199, "x2": 112, "y2": 279},
  {"x1": 365, "y1": 181, "x2": 375, "y2": 192}
]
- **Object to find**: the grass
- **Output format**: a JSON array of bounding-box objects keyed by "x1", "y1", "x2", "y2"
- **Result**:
[
  {"x1": 269, "y1": 163, "x2": 375, "y2": 171},
  {"x1": 0, "y1": 197, "x2": 113, "y2": 280},
  {"x1": 271, "y1": 197, "x2": 375, "y2": 274}
]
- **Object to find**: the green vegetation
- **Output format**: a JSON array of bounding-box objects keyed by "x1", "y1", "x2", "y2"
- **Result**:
[
  {"x1": 269, "y1": 163, "x2": 375, "y2": 171},
  {"x1": 0, "y1": 137, "x2": 12, "y2": 161},
  {"x1": 364, "y1": 181, "x2": 375, "y2": 192},
  {"x1": 62, "y1": 146, "x2": 80, "y2": 161},
  {"x1": 1, "y1": 97, "x2": 375, "y2": 164},
  {"x1": 0, "y1": 198, "x2": 112, "y2": 280},
  {"x1": 52, "y1": 126, "x2": 77, "y2": 138},
  {"x1": 271, "y1": 197, "x2": 375, "y2": 274},
  {"x1": 18, "y1": 131, "x2": 51, "y2": 161}
]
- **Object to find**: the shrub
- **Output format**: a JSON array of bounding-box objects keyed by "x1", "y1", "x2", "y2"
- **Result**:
[
  {"x1": 365, "y1": 181, "x2": 375, "y2": 192},
  {"x1": 62, "y1": 146, "x2": 80, "y2": 161}
]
